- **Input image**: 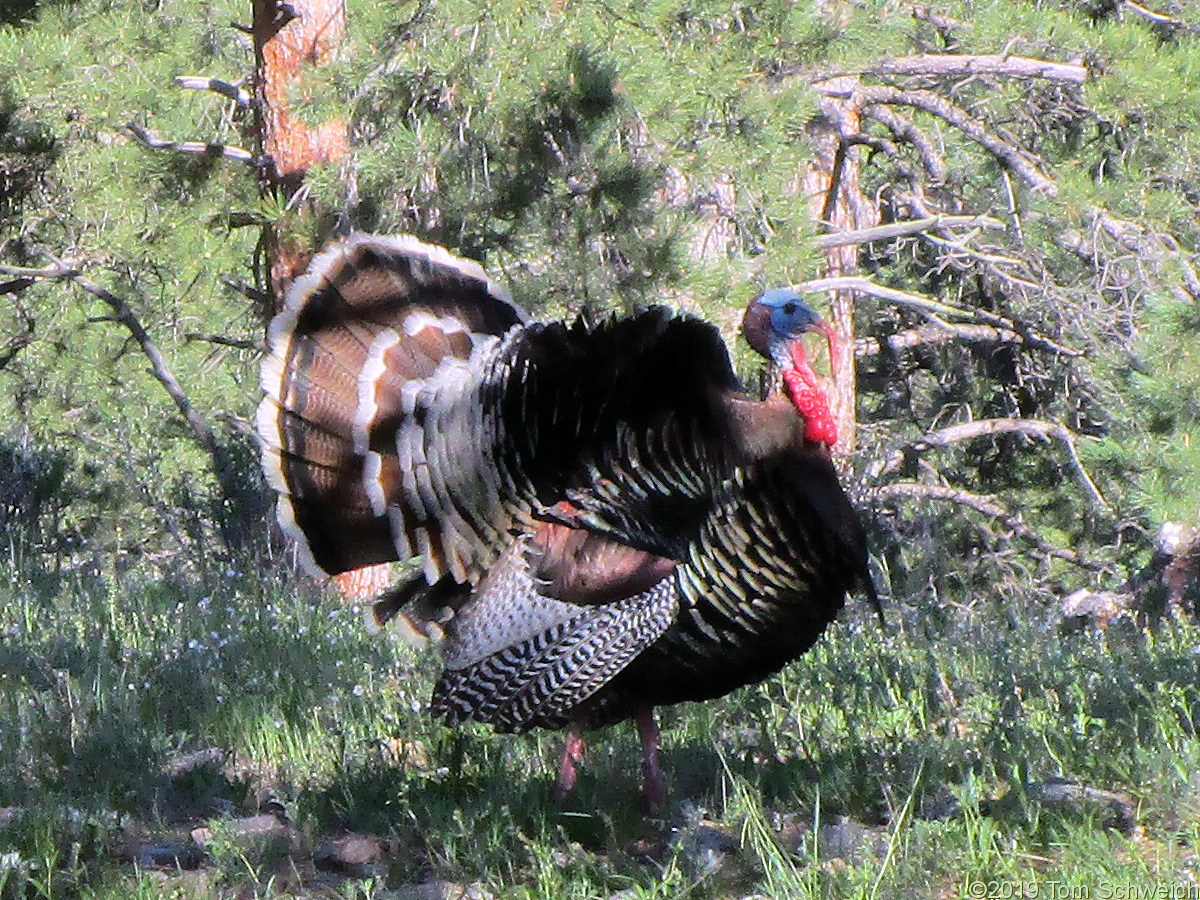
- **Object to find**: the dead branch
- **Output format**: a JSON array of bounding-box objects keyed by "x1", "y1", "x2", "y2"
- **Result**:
[
  {"x1": 1122, "y1": 1, "x2": 1198, "y2": 34},
  {"x1": 877, "y1": 481, "x2": 1103, "y2": 569},
  {"x1": 860, "y1": 104, "x2": 948, "y2": 183},
  {"x1": 1089, "y1": 207, "x2": 1200, "y2": 302},
  {"x1": 185, "y1": 331, "x2": 264, "y2": 352},
  {"x1": 814, "y1": 215, "x2": 1003, "y2": 249},
  {"x1": 0, "y1": 256, "x2": 233, "y2": 486},
  {"x1": 843, "y1": 131, "x2": 907, "y2": 169},
  {"x1": 876, "y1": 418, "x2": 1110, "y2": 515},
  {"x1": 853, "y1": 85, "x2": 1058, "y2": 196},
  {"x1": 0, "y1": 276, "x2": 33, "y2": 295},
  {"x1": 174, "y1": 76, "x2": 251, "y2": 107},
  {"x1": 792, "y1": 274, "x2": 1081, "y2": 357},
  {"x1": 218, "y1": 274, "x2": 272, "y2": 308},
  {"x1": 856, "y1": 322, "x2": 1030, "y2": 356},
  {"x1": 907, "y1": 5, "x2": 967, "y2": 46},
  {"x1": 865, "y1": 54, "x2": 1088, "y2": 85},
  {"x1": 125, "y1": 121, "x2": 256, "y2": 164},
  {"x1": 0, "y1": 297, "x2": 34, "y2": 371}
]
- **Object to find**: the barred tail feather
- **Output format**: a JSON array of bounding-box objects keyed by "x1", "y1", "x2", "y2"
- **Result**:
[{"x1": 257, "y1": 233, "x2": 527, "y2": 578}]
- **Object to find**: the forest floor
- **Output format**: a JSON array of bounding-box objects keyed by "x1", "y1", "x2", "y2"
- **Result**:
[{"x1": 1, "y1": 563, "x2": 1198, "y2": 899}]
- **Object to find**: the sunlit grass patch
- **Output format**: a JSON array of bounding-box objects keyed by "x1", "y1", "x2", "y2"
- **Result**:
[{"x1": 2, "y1": 561, "x2": 1198, "y2": 898}]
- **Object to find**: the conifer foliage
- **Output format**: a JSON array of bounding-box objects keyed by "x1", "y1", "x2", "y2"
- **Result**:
[{"x1": 0, "y1": 1, "x2": 1196, "y2": 611}]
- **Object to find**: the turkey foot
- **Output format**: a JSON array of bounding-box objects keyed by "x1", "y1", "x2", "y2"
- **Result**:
[
  {"x1": 555, "y1": 728, "x2": 586, "y2": 801},
  {"x1": 636, "y1": 707, "x2": 666, "y2": 811}
]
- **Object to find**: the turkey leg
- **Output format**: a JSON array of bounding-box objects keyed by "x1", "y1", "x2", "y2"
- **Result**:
[
  {"x1": 636, "y1": 706, "x2": 666, "y2": 810},
  {"x1": 554, "y1": 728, "x2": 586, "y2": 800}
]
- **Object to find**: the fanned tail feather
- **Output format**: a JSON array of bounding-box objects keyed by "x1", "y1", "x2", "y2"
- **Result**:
[{"x1": 257, "y1": 233, "x2": 526, "y2": 578}]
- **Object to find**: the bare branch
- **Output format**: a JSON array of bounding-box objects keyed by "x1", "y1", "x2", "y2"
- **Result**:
[
  {"x1": 814, "y1": 214, "x2": 1003, "y2": 249},
  {"x1": 876, "y1": 418, "x2": 1110, "y2": 515},
  {"x1": 865, "y1": 54, "x2": 1088, "y2": 85},
  {"x1": 1122, "y1": 1, "x2": 1198, "y2": 34},
  {"x1": 185, "y1": 331, "x2": 264, "y2": 352},
  {"x1": 907, "y1": 5, "x2": 967, "y2": 45},
  {"x1": 853, "y1": 85, "x2": 1058, "y2": 196},
  {"x1": 856, "y1": 322, "x2": 1030, "y2": 356},
  {"x1": 174, "y1": 76, "x2": 251, "y2": 107},
  {"x1": 3, "y1": 255, "x2": 229, "y2": 477},
  {"x1": 860, "y1": 104, "x2": 948, "y2": 183},
  {"x1": 0, "y1": 297, "x2": 34, "y2": 371},
  {"x1": 125, "y1": 121, "x2": 256, "y2": 164},
  {"x1": 877, "y1": 482, "x2": 1104, "y2": 569},
  {"x1": 0, "y1": 277, "x2": 33, "y2": 295},
  {"x1": 795, "y1": 273, "x2": 1082, "y2": 358},
  {"x1": 0, "y1": 262, "x2": 75, "y2": 279},
  {"x1": 1090, "y1": 207, "x2": 1200, "y2": 303},
  {"x1": 218, "y1": 274, "x2": 271, "y2": 307}
]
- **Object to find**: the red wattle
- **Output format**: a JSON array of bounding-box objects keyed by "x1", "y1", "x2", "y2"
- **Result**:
[{"x1": 783, "y1": 367, "x2": 838, "y2": 447}]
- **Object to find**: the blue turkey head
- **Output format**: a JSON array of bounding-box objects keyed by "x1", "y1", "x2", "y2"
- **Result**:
[{"x1": 741, "y1": 287, "x2": 831, "y2": 368}]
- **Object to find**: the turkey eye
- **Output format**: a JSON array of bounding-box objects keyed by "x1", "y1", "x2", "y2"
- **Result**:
[{"x1": 783, "y1": 302, "x2": 797, "y2": 316}]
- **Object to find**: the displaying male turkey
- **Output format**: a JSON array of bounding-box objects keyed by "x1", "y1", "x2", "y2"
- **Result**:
[{"x1": 258, "y1": 233, "x2": 876, "y2": 806}]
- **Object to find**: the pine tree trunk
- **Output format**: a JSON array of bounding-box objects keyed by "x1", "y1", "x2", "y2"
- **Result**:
[
  {"x1": 250, "y1": 0, "x2": 349, "y2": 304},
  {"x1": 803, "y1": 75, "x2": 876, "y2": 452}
]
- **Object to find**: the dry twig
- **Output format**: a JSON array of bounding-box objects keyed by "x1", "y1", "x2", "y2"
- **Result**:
[
  {"x1": 125, "y1": 121, "x2": 256, "y2": 164},
  {"x1": 875, "y1": 418, "x2": 1110, "y2": 515},
  {"x1": 877, "y1": 482, "x2": 1103, "y2": 570},
  {"x1": 174, "y1": 76, "x2": 251, "y2": 107},
  {"x1": 864, "y1": 54, "x2": 1087, "y2": 85},
  {"x1": 0, "y1": 256, "x2": 233, "y2": 488}
]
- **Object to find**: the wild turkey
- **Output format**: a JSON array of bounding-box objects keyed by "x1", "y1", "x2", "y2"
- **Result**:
[{"x1": 258, "y1": 233, "x2": 876, "y2": 806}]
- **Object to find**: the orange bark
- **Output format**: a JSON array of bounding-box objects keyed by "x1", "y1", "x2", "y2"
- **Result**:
[
  {"x1": 251, "y1": 0, "x2": 349, "y2": 301},
  {"x1": 802, "y1": 76, "x2": 876, "y2": 452}
]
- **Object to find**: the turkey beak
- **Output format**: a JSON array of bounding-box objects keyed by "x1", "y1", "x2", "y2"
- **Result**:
[
  {"x1": 818, "y1": 320, "x2": 839, "y2": 388},
  {"x1": 790, "y1": 320, "x2": 839, "y2": 387}
]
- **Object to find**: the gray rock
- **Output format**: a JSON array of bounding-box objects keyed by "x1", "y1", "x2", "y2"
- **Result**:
[
  {"x1": 131, "y1": 840, "x2": 206, "y2": 870},
  {"x1": 781, "y1": 815, "x2": 889, "y2": 866},
  {"x1": 314, "y1": 832, "x2": 385, "y2": 877},
  {"x1": 190, "y1": 812, "x2": 294, "y2": 848},
  {"x1": 381, "y1": 882, "x2": 494, "y2": 900},
  {"x1": 670, "y1": 822, "x2": 739, "y2": 878},
  {"x1": 1025, "y1": 778, "x2": 1136, "y2": 834},
  {"x1": 817, "y1": 817, "x2": 889, "y2": 865},
  {"x1": 164, "y1": 747, "x2": 225, "y2": 778}
]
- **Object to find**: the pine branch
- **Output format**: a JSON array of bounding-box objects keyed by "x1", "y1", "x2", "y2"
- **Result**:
[
  {"x1": 174, "y1": 76, "x2": 251, "y2": 107},
  {"x1": 853, "y1": 85, "x2": 1058, "y2": 196},
  {"x1": 125, "y1": 121, "x2": 256, "y2": 164},
  {"x1": 218, "y1": 274, "x2": 271, "y2": 307},
  {"x1": 877, "y1": 482, "x2": 1103, "y2": 570},
  {"x1": 0, "y1": 256, "x2": 234, "y2": 489},
  {"x1": 814, "y1": 215, "x2": 1002, "y2": 249},
  {"x1": 0, "y1": 297, "x2": 34, "y2": 371},
  {"x1": 1121, "y1": 1, "x2": 1198, "y2": 34},
  {"x1": 864, "y1": 54, "x2": 1088, "y2": 85},
  {"x1": 791, "y1": 275, "x2": 1081, "y2": 357},
  {"x1": 859, "y1": 104, "x2": 948, "y2": 183},
  {"x1": 0, "y1": 276, "x2": 33, "y2": 295},
  {"x1": 906, "y1": 5, "x2": 967, "y2": 46},
  {"x1": 875, "y1": 418, "x2": 1110, "y2": 515},
  {"x1": 855, "y1": 322, "x2": 1030, "y2": 356},
  {"x1": 1090, "y1": 207, "x2": 1200, "y2": 303},
  {"x1": 185, "y1": 331, "x2": 264, "y2": 352}
]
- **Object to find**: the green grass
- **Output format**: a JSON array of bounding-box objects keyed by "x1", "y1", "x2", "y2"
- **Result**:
[{"x1": 2, "y1": 558, "x2": 1198, "y2": 899}]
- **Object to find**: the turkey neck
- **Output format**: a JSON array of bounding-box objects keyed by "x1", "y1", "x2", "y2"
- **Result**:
[{"x1": 722, "y1": 394, "x2": 809, "y2": 462}]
